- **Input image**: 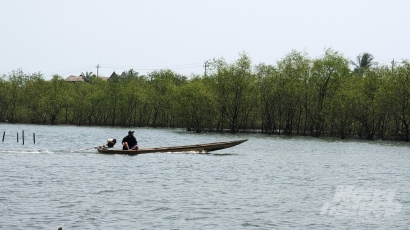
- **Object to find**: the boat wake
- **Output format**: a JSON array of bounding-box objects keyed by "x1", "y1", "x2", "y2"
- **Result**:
[
  {"x1": 156, "y1": 150, "x2": 208, "y2": 154},
  {"x1": 210, "y1": 153, "x2": 238, "y2": 156},
  {"x1": 0, "y1": 150, "x2": 45, "y2": 154}
]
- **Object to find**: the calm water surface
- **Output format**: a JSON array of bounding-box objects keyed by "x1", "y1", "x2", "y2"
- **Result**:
[{"x1": 0, "y1": 124, "x2": 409, "y2": 229}]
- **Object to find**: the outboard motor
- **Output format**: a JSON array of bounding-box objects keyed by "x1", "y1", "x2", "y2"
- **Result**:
[{"x1": 106, "y1": 138, "x2": 117, "y2": 148}]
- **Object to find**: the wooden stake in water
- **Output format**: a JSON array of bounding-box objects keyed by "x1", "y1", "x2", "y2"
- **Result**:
[
  {"x1": 33, "y1": 133, "x2": 36, "y2": 144},
  {"x1": 17, "y1": 132, "x2": 18, "y2": 142},
  {"x1": 2, "y1": 131, "x2": 4, "y2": 142},
  {"x1": 22, "y1": 130, "x2": 24, "y2": 145}
]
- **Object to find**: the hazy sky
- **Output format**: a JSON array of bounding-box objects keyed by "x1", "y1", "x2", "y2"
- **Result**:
[{"x1": 1, "y1": 0, "x2": 409, "y2": 79}]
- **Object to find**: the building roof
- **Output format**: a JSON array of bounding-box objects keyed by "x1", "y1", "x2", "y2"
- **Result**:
[
  {"x1": 65, "y1": 75, "x2": 84, "y2": 82},
  {"x1": 109, "y1": 71, "x2": 127, "y2": 80},
  {"x1": 109, "y1": 71, "x2": 118, "y2": 79},
  {"x1": 64, "y1": 75, "x2": 110, "y2": 82}
]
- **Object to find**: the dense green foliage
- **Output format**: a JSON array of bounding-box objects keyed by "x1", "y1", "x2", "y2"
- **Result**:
[{"x1": 1, "y1": 49, "x2": 410, "y2": 141}]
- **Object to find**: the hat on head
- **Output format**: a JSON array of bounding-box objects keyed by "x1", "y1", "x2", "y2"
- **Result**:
[{"x1": 128, "y1": 130, "x2": 134, "y2": 134}]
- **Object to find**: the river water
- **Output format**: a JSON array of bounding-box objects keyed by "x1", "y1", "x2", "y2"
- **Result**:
[{"x1": 0, "y1": 124, "x2": 409, "y2": 229}]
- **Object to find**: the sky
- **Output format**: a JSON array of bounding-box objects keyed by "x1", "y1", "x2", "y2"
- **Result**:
[{"x1": 1, "y1": 0, "x2": 409, "y2": 79}]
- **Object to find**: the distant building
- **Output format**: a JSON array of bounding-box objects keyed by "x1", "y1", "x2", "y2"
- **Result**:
[
  {"x1": 64, "y1": 75, "x2": 84, "y2": 82},
  {"x1": 64, "y1": 75, "x2": 109, "y2": 82},
  {"x1": 108, "y1": 71, "x2": 126, "y2": 81},
  {"x1": 109, "y1": 71, "x2": 118, "y2": 80}
]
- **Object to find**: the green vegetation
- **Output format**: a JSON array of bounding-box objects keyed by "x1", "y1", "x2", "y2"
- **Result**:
[{"x1": 1, "y1": 49, "x2": 410, "y2": 141}]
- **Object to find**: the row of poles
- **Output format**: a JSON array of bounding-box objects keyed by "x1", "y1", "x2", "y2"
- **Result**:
[{"x1": 2, "y1": 131, "x2": 36, "y2": 145}]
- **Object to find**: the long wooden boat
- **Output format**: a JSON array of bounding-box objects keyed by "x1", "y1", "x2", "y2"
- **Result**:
[{"x1": 96, "y1": 139, "x2": 248, "y2": 155}]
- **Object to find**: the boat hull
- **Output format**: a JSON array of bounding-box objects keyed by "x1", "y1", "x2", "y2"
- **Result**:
[{"x1": 97, "y1": 139, "x2": 248, "y2": 155}]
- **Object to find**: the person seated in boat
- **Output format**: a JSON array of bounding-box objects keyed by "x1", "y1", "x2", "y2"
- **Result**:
[{"x1": 122, "y1": 130, "x2": 139, "y2": 150}]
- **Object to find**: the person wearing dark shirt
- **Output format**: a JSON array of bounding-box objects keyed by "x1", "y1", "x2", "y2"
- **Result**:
[{"x1": 122, "y1": 130, "x2": 139, "y2": 150}]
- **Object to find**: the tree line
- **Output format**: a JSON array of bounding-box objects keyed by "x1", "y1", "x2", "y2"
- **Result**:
[{"x1": 1, "y1": 49, "x2": 410, "y2": 141}]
